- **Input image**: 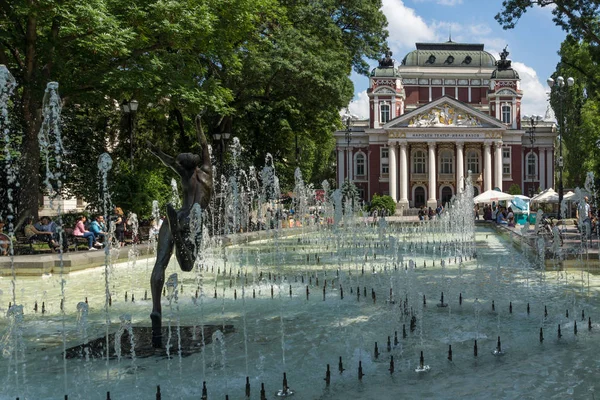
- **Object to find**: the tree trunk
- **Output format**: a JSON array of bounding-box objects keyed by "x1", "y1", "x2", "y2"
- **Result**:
[
  {"x1": 19, "y1": 87, "x2": 42, "y2": 220},
  {"x1": 19, "y1": 9, "x2": 41, "y2": 220}
]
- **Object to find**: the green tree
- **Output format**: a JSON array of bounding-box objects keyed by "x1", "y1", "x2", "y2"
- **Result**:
[
  {"x1": 0, "y1": 0, "x2": 280, "y2": 218},
  {"x1": 368, "y1": 194, "x2": 396, "y2": 216},
  {"x1": 1, "y1": 0, "x2": 389, "y2": 219},
  {"x1": 508, "y1": 183, "x2": 522, "y2": 195},
  {"x1": 496, "y1": 3, "x2": 600, "y2": 188},
  {"x1": 496, "y1": 1, "x2": 600, "y2": 92},
  {"x1": 210, "y1": 0, "x2": 388, "y2": 191}
]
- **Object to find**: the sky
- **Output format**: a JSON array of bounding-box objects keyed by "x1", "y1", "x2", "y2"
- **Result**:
[{"x1": 348, "y1": 0, "x2": 567, "y2": 120}]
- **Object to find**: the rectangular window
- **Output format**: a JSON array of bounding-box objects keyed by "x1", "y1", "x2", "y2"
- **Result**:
[
  {"x1": 76, "y1": 198, "x2": 84, "y2": 207},
  {"x1": 380, "y1": 147, "x2": 389, "y2": 175},
  {"x1": 527, "y1": 153, "x2": 537, "y2": 178},
  {"x1": 356, "y1": 155, "x2": 365, "y2": 176},
  {"x1": 501, "y1": 105, "x2": 511, "y2": 124},
  {"x1": 467, "y1": 151, "x2": 479, "y2": 174},
  {"x1": 502, "y1": 147, "x2": 511, "y2": 176},
  {"x1": 380, "y1": 104, "x2": 390, "y2": 124}
]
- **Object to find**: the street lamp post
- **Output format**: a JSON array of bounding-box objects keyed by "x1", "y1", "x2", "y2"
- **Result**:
[
  {"x1": 547, "y1": 76, "x2": 574, "y2": 218},
  {"x1": 341, "y1": 110, "x2": 358, "y2": 185},
  {"x1": 213, "y1": 131, "x2": 231, "y2": 173},
  {"x1": 523, "y1": 114, "x2": 542, "y2": 197},
  {"x1": 121, "y1": 99, "x2": 139, "y2": 169}
]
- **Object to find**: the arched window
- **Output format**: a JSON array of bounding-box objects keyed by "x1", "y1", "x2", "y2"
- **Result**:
[
  {"x1": 380, "y1": 103, "x2": 390, "y2": 124},
  {"x1": 355, "y1": 153, "x2": 366, "y2": 176},
  {"x1": 440, "y1": 150, "x2": 453, "y2": 174},
  {"x1": 501, "y1": 104, "x2": 511, "y2": 124},
  {"x1": 467, "y1": 151, "x2": 479, "y2": 174},
  {"x1": 413, "y1": 150, "x2": 426, "y2": 174},
  {"x1": 527, "y1": 152, "x2": 537, "y2": 178}
]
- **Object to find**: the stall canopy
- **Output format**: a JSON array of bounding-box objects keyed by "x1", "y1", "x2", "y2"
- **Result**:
[
  {"x1": 530, "y1": 188, "x2": 558, "y2": 203},
  {"x1": 473, "y1": 189, "x2": 514, "y2": 204},
  {"x1": 563, "y1": 191, "x2": 578, "y2": 201}
]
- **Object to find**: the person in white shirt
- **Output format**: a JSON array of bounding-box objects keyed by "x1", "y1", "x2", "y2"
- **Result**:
[{"x1": 578, "y1": 196, "x2": 592, "y2": 239}]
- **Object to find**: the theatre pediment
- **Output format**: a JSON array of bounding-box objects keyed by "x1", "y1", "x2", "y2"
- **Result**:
[{"x1": 384, "y1": 96, "x2": 505, "y2": 129}]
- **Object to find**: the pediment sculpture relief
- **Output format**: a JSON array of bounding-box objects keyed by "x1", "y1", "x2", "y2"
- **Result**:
[{"x1": 408, "y1": 103, "x2": 482, "y2": 127}]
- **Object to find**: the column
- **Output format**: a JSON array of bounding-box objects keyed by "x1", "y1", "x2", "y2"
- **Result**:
[
  {"x1": 373, "y1": 98, "x2": 379, "y2": 127},
  {"x1": 399, "y1": 142, "x2": 409, "y2": 208},
  {"x1": 539, "y1": 149, "x2": 546, "y2": 190},
  {"x1": 337, "y1": 148, "x2": 344, "y2": 188},
  {"x1": 512, "y1": 99, "x2": 517, "y2": 129},
  {"x1": 484, "y1": 143, "x2": 492, "y2": 192},
  {"x1": 546, "y1": 149, "x2": 553, "y2": 189},
  {"x1": 495, "y1": 98, "x2": 500, "y2": 120},
  {"x1": 389, "y1": 142, "x2": 397, "y2": 202},
  {"x1": 494, "y1": 141, "x2": 503, "y2": 190},
  {"x1": 456, "y1": 142, "x2": 464, "y2": 192},
  {"x1": 428, "y1": 143, "x2": 437, "y2": 207}
]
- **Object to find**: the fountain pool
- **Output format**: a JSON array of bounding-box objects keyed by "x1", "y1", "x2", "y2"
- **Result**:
[{"x1": 1, "y1": 224, "x2": 600, "y2": 400}]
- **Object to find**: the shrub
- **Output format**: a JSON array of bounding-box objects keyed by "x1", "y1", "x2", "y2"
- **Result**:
[
  {"x1": 368, "y1": 194, "x2": 396, "y2": 215},
  {"x1": 508, "y1": 184, "x2": 522, "y2": 195}
]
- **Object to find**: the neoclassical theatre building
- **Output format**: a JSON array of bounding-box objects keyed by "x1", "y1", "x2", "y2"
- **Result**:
[{"x1": 336, "y1": 41, "x2": 557, "y2": 211}]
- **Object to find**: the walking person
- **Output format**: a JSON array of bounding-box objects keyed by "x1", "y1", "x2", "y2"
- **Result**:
[{"x1": 578, "y1": 196, "x2": 592, "y2": 242}]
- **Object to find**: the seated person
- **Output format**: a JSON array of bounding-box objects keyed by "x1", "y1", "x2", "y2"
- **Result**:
[
  {"x1": 39, "y1": 216, "x2": 69, "y2": 251},
  {"x1": 496, "y1": 207, "x2": 508, "y2": 225},
  {"x1": 89, "y1": 215, "x2": 108, "y2": 243},
  {"x1": 24, "y1": 217, "x2": 59, "y2": 250},
  {"x1": 506, "y1": 207, "x2": 515, "y2": 227},
  {"x1": 73, "y1": 215, "x2": 100, "y2": 251}
]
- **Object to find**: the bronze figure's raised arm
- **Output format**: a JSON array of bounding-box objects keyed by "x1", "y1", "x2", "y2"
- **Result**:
[{"x1": 147, "y1": 114, "x2": 213, "y2": 348}]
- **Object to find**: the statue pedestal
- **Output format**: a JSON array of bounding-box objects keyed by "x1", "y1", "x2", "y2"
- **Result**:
[{"x1": 397, "y1": 200, "x2": 409, "y2": 215}]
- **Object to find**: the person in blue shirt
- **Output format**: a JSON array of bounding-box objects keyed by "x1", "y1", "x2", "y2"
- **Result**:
[
  {"x1": 496, "y1": 207, "x2": 508, "y2": 225},
  {"x1": 89, "y1": 215, "x2": 108, "y2": 244}
]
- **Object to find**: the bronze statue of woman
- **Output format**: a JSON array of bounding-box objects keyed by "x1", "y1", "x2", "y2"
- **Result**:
[{"x1": 146, "y1": 114, "x2": 213, "y2": 348}]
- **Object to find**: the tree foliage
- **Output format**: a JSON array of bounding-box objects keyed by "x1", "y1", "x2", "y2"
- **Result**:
[
  {"x1": 508, "y1": 183, "x2": 522, "y2": 195},
  {"x1": 496, "y1": 2, "x2": 600, "y2": 188},
  {"x1": 1, "y1": 0, "x2": 388, "y2": 220},
  {"x1": 496, "y1": 0, "x2": 600, "y2": 92},
  {"x1": 367, "y1": 194, "x2": 396, "y2": 216}
]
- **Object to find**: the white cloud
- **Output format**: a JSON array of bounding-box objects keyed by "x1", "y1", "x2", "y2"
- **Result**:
[
  {"x1": 410, "y1": 0, "x2": 463, "y2": 5},
  {"x1": 348, "y1": 90, "x2": 370, "y2": 120},
  {"x1": 436, "y1": 0, "x2": 463, "y2": 5},
  {"x1": 513, "y1": 61, "x2": 549, "y2": 118},
  {"x1": 382, "y1": 0, "x2": 436, "y2": 54}
]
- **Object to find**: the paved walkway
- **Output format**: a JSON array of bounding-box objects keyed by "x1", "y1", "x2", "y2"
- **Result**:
[
  {"x1": 0, "y1": 225, "x2": 321, "y2": 276},
  {"x1": 487, "y1": 219, "x2": 600, "y2": 268}
]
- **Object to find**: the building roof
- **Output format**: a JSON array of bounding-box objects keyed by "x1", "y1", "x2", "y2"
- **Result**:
[
  {"x1": 370, "y1": 66, "x2": 402, "y2": 77},
  {"x1": 401, "y1": 41, "x2": 496, "y2": 68}
]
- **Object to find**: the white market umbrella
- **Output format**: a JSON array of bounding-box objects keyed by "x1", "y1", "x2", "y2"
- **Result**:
[
  {"x1": 530, "y1": 188, "x2": 558, "y2": 203},
  {"x1": 473, "y1": 189, "x2": 514, "y2": 204},
  {"x1": 563, "y1": 191, "x2": 576, "y2": 201}
]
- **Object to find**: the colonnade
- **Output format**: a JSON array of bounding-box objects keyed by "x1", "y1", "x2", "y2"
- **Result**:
[{"x1": 338, "y1": 141, "x2": 505, "y2": 207}]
